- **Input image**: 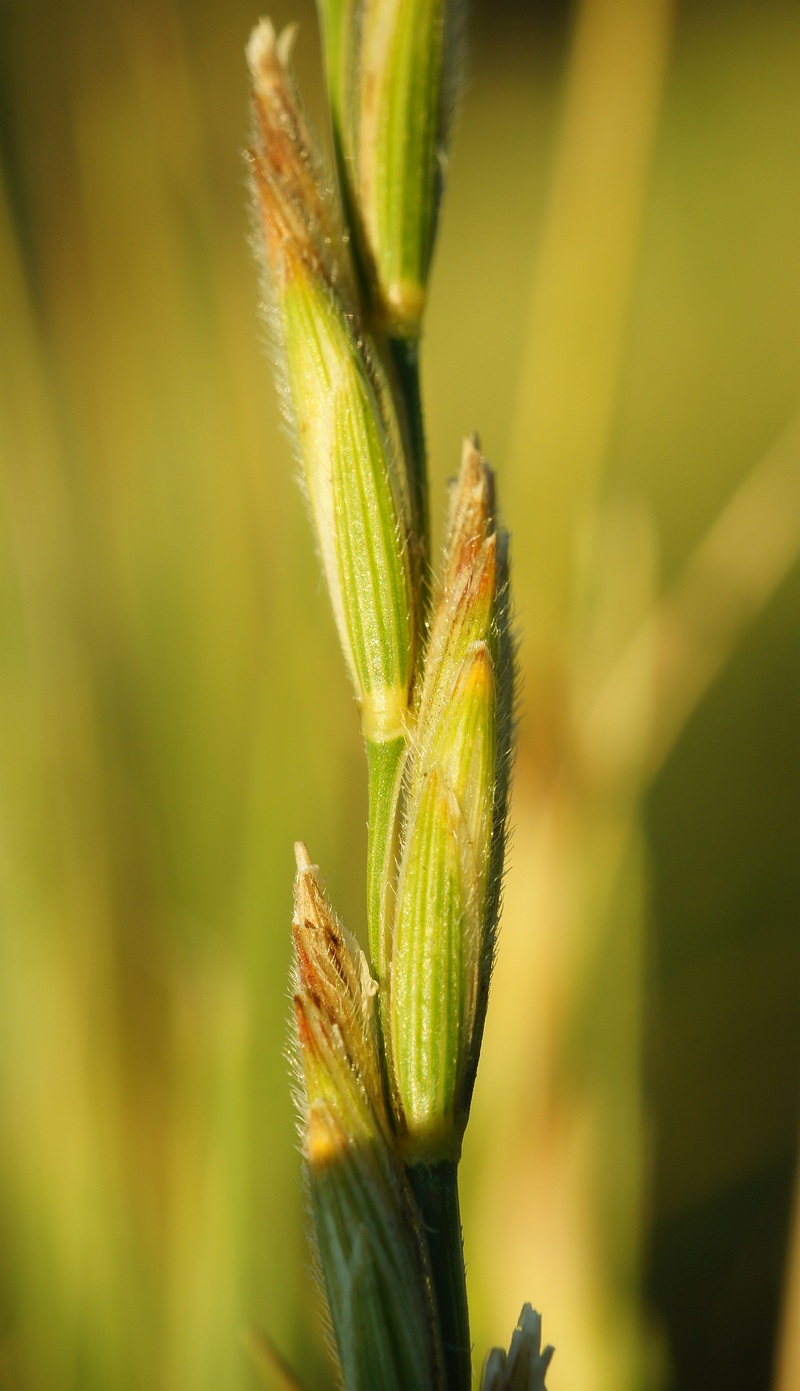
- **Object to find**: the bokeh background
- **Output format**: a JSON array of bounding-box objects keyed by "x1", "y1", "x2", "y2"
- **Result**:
[{"x1": 0, "y1": 0, "x2": 798, "y2": 1388}]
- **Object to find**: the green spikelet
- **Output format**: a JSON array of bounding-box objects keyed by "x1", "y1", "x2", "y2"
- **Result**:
[
  {"x1": 247, "y1": 20, "x2": 420, "y2": 747},
  {"x1": 291, "y1": 845, "x2": 445, "y2": 1391},
  {"x1": 317, "y1": 0, "x2": 463, "y2": 337},
  {"x1": 390, "y1": 437, "x2": 515, "y2": 1165}
]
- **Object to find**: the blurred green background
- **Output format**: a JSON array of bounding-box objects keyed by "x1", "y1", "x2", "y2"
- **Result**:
[{"x1": 0, "y1": 0, "x2": 798, "y2": 1389}]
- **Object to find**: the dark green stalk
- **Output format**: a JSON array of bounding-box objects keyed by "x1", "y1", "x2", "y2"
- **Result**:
[
  {"x1": 408, "y1": 1160, "x2": 471, "y2": 1391},
  {"x1": 388, "y1": 335, "x2": 429, "y2": 575}
]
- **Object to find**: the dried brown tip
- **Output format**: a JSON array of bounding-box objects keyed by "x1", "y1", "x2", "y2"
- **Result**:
[
  {"x1": 246, "y1": 18, "x2": 297, "y2": 91},
  {"x1": 291, "y1": 846, "x2": 370, "y2": 1042},
  {"x1": 292, "y1": 844, "x2": 327, "y2": 934},
  {"x1": 247, "y1": 19, "x2": 334, "y2": 285},
  {"x1": 444, "y1": 438, "x2": 496, "y2": 591},
  {"x1": 294, "y1": 840, "x2": 313, "y2": 874},
  {"x1": 450, "y1": 530, "x2": 497, "y2": 624}
]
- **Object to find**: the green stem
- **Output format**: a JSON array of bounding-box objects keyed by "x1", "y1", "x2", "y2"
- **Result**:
[
  {"x1": 366, "y1": 735, "x2": 406, "y2": 982},
  {"x1": 408, "y1": 1160, "x2": 471, "y2": 1391},
  {"x1": 388, "y1": 335, "x2": 429, "y2": 576}
]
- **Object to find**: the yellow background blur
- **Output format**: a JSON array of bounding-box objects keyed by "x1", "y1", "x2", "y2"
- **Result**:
[{"x1": 0, "y1": 1, "x2": 798, "y2": 1389}]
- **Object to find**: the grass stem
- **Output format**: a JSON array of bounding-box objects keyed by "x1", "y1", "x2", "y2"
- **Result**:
[
  {"x1": 389, "y1": 335, "x2": 429, "y2": 572},
  {"x1": 408, "y1": 1160, "x2": 472, "y2": 1391}
]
